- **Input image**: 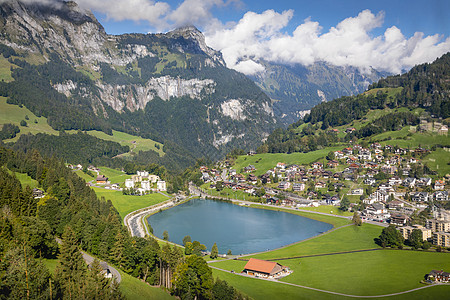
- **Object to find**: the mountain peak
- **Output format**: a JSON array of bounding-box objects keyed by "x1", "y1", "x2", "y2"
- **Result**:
[{"x1": 166, "y1": 25, "x2": 224, "y2": 65}]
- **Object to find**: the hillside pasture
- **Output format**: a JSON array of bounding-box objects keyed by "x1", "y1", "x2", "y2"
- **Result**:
[{"x1": 232, "y1": 147, "x2": 341, "y2": 176}]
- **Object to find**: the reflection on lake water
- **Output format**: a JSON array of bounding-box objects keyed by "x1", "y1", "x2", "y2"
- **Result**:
[{"x1": 147, "y1": 199, "x2": 332, "y2": 254}]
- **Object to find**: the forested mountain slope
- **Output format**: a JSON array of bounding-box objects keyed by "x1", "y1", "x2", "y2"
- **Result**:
[{"x1": 0, "y1": 0, "x2": 278, "y2": 166}]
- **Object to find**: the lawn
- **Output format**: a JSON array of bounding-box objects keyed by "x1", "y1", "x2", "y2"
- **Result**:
[
  {"x1": 232, "y1": 147, "x2": 342, "y2": 176},
  {"x1": 93, "y1": 187, "x2": 171, "y2": 219},
  {"x1": 119, "y1": 271, "x2": 174, "y2": 300}
]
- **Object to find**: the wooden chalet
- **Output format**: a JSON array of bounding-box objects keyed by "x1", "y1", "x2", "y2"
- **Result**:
[
  {"x1": 96, "y1": 175, "x2": 108, "y2": 184},
  {"x1": 427, "y1": 270, "x2": 450, "y2": 283}
]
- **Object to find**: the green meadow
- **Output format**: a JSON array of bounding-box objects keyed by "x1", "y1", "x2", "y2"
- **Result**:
[
  {"x1": 67, "y1": 130, "x2": 165, "y2": 157},
  {"x1": 232, "y1": 147, "x2": 342, "y2": 176},
  {"x1": 93, "y1": 187, "x2": 170, "y2": 219},
  {"x1": 0, "y1": 96, "x2": 59, "y2": 140}
]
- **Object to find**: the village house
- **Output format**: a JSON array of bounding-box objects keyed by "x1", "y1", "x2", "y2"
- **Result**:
[
  {"x1": 348, "y1": 188, "x2": 363, "y2": 196},
  {"x1": 148, "y1": 174, "x2": 160, "y2": 183},
  {"x1": 315, "y1": 181, "x2": 326, "y2": 189},
  {"x1": 402, "y1": 177, "x2": 416, "y2": 188},
  {"x1": 278, "y1": 181, "x2": 291, "y2": 190},
  {"x1": 242, "y1": 258, "x2": 291, "y2": 279},
  {"x1": 388, "y1": 176, "x2": 402, "y2": 186},
  {"x1": 342, "y1": 147, "x2": 353, "y2": 155},
  {"x1": 387, "y1": 200, "x2": 404, "y2": 209},
  {"x1": 434, "y1": 180, "x2": 445, "y2": 190},
  {"x1": 434, "y1": 191, "x2": 449, "y2": 201},
  {"x1": 243, "y1": 165, "x2": 256, "y2": 173},
  {"x1": 358, "y1": 149, "x2": 372, "y2": 160},
  {"x1": 364, "y1": 177, "x2": 376, "y2": 186},
  {"x1": 157, "y1": 180, "x2": 166, "y2": 191},
  {"x1": 141, "y1": 180, "x2": 151, "y2": 191},
  {"x1": 292, "y1": 183, "x2": 305, "y2": 192},
  {"x1": 247, "y1": 174, "x2": 258, "y2": 185},
  {"x1": 32, "y1": 188, "x2": 45, "y2": 199},
  {"x1": 334, "y1": 151, "x2": 345, "y2": 159},
  {"x1": 125, "y1": 178, "x2": 134, "y2": 188},
  {"x1": 365, "y1": 202, "x2": 386, "y2": 215},
  {"x1": 438, "y1": 125, "x2": 448, "y2": 135},
  {"x1": 312, "y1": 162, "x2": 323, "y2": 169},
  {"x1": 373, "y1": 190, "x2": 389, "y2": 202},
  {"x1": 260, "y1": 173, "x2": 271, "y2": 184},
  {"x1": 417, "y1": 177, "x2": 432, "y2": 187},
  {"x1": 413, "y1": 192, "x2": 429, "y2": 202},
  {"x1": 276, "y1": 162, "x2": 286, "y2": 169},
  {"x1": 398, "y1": 225, "x2": 432, "y2": 241},
  {"x1": 327, "y1": 160, "x2": 339, "y2": 168},
  {"x1": 390, "y1": 214, "x2": 408, "y2": 226}
]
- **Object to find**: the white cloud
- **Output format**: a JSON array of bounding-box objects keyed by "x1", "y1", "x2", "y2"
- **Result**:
[{"x1": 205, "y1": 9, "x2": 450, "y2": 75}]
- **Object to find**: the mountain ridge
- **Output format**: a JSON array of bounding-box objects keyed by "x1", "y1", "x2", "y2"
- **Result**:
[{"x1": 0, "y1": 0, "x2": 278, "y2": 166}]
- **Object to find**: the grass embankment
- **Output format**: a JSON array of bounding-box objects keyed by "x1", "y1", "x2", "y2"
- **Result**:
[
  {"x1": 119, "y1": 271, "x2": 174, "y2": 300},
  {"x1": 93, "y1": 187, "x2": 171, "y2": 220}
]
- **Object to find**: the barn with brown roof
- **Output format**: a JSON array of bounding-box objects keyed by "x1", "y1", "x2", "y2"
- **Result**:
[{"x1": 242, "y1": 258, "x2": 291, "y2": 279}]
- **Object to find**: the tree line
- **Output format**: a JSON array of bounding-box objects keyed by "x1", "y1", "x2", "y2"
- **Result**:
[{"x1": 0, "y1": 145, "x2": 247, "y2": 299}]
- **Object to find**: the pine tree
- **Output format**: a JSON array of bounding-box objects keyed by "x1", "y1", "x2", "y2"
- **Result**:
[
  {"x1": 55, "y1": 226, "x2": 87, "y2": 299},
  {"x1": 210, "y1": 242, "x2": 218, "y2": 259}
]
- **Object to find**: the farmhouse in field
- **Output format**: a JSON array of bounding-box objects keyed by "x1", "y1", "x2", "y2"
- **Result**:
[
  {"x1": 96, "y1": 175, "x2": 108, "y2": 184},
  {"x1": 242, "y1": 258, "x2": 291, "y2": 279},
  {"x1": 427, "y1": 270, "x2": 450, "y2": 282}
]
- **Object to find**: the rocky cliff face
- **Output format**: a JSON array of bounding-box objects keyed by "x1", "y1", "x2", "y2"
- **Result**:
[{"x1": 0, "y1": 0, "x2": 277, "y2": 159}]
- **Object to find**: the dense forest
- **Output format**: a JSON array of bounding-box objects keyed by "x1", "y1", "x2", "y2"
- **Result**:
[{"x1": 0, "y1": 146, "x2": 247, "y2": 299}]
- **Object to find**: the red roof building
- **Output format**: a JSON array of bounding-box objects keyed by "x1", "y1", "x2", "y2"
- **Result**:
[{"x1": 242, "y1": 258, "x2": 290, "y2": 279}]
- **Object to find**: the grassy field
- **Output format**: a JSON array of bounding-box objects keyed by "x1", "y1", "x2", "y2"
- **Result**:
[
  {"x1": 119, "y1": 271, "x2": 174, "y2": 300},
  {"x1": 0, "y1": 96, "x2": 59, "y2": 140},
  {"x1": 422, "y1": 148, "x2": 450, "y2": 177},
  {"x1": 232, "y1": 147, "x2": 342, "y2": 176},
  {"x1": 279, "y1": 250, "x2": 450, "y2": 296},
  {"x1": 74, "y1": 170, "x2": 96, "y2": 182},
  {"x1": 97, "y1": 167, "x2": 132, "y2": 184},
  {"x1": 15, "y1": 172, "x2": 39, "y2": 188},
  {"x1": 93, "y1": 187, "x2": 171, "y2": 219},
  {"x1": 212, "y1": 258, "x2": 450, "y2": 300},
  {"x1": 0, "y1": 55, "x2": 14, "y2": 82},
  {"x1": 67, "y1": 130, "x2": 165, "y2": 157}
]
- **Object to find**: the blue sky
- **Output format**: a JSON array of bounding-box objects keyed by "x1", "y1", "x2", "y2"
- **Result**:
[
  {"x1": 93, "y1": 0, "x2": 449, "y2": 37},
  {"x1": 74, "y1": 0, "x2": 449, "y2": 74}
]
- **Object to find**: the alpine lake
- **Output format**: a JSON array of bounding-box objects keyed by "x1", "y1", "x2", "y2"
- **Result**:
[{"x1": 147, "y1": 199, "x2": 332, "y2": 255}]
